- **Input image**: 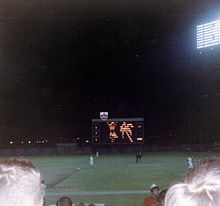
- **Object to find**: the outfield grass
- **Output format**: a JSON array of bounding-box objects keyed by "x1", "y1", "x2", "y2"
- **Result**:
[{"x1": 23, "y1": 152, "x2": 218, "y2": 206}]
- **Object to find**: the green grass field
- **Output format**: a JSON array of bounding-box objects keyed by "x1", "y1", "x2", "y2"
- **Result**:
[{"x1": 22, "y1": 152, "x2": 219, "y2": 206}]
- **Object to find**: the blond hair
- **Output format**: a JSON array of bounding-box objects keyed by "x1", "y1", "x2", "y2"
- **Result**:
[
  {"x1": 165, "y1": 158, "x2": 220, "y2": 206},
  {"x1": 0, "y1": 158, "x2": 43, "y2": 206}
]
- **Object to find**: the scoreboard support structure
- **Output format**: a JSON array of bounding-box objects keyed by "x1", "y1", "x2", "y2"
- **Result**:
[{"x1": 91, "y1": 118, "x2": 144, "y2": 144}]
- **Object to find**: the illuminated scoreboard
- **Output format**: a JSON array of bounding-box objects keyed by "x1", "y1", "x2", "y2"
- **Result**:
[
  {"x1": 92, "y1": 118, "x2": 144, "y2": 144},
  {"x1": 197, "y1": 20, "x2": 220, "y2": 49}
]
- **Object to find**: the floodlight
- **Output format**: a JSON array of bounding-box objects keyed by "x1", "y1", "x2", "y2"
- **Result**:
[{"x1": 197, "y1": 20, "x2": 220, "y2": 49}]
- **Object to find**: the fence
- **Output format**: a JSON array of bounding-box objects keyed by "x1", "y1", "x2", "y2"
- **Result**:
[{"x1": 0, "y1": 143, "x2": 215, "y2": 156}]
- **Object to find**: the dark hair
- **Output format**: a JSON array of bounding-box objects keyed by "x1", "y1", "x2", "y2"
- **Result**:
[
  {"x1": 158, "y1": 189, "x2": 167, "y2": 206},
  {"x1": 56, "y1": 196, "x2": 72, "y2": 206},
  {"x1": 88, "y1": 203, "x2": 95, "y2": 206}
]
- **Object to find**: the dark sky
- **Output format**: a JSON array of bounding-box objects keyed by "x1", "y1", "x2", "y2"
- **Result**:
[{"x1": 0, "y1": 0, "x2": 220, "y2": 142}]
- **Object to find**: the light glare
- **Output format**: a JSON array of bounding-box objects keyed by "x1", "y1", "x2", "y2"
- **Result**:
[{"x1": 197, "y1": 19, "x2": 220, "y2": 49}]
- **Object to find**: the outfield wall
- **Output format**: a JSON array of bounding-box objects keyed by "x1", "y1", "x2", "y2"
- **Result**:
[
  {"x1": 0, "y1": 144, "x2": 213, "y2": 156},
  {"x1": 0, "y1": 144, "x2": 92, "y2": 156}
]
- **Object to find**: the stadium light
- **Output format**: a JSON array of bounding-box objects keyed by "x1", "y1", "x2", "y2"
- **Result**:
[{"x1": 197, "y1": 19, "x2": 220, "y2": 49}]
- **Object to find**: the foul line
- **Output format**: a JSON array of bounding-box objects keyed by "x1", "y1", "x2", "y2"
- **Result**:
[{"x1": 46, "y1": 190, "x2": 150, "y2": 196}]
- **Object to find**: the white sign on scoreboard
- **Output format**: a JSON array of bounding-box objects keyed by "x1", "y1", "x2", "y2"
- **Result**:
[
  {"x1": 197, "y1": 20, "x2": 220, "y2": 49},
  {"x1": 100, "y1": 112, "x2": 108, "y2": 121}
]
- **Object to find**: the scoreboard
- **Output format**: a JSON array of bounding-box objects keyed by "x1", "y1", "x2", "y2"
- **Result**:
[{"x1": 91, "y1": 118, "x2": 144, "y2": 144}]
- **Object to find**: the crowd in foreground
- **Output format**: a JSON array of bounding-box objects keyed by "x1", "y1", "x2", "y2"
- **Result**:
[
  {"x1": 143, "y1": 157, "x2": 220, "y2": 206},
  {"x1": 0, "y1": 157, "x2": 96, "y2": 206},
  {"x1": 142, "y1": 184, "x2": 167, "y2": 206},
  {"x1": 56, "y1": 198, "x2": 94, "y2": 206},
  {"x1": 0, "y1": 156, "x2": 220, "y2": 206}
]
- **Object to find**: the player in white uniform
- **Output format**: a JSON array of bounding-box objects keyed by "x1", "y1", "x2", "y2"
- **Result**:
[
  {"x1": 90, "y1": 155, "x2": 94, "y2": 167},
  {"x1": 41, "y1": 180, "x2": 47, "y2": 206},
  {"x1": 187, "y1": 155, "x2": 193, "y2": 170}
]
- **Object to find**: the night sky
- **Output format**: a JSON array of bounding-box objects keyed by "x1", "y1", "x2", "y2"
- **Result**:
[{"x1": 0, "y1": 1, "x2": 220, "y2": 144}]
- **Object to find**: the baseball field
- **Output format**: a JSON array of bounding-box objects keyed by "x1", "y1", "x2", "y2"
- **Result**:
[{"x1": 25, "y1": 152, "x2": 216, "y2": 206}]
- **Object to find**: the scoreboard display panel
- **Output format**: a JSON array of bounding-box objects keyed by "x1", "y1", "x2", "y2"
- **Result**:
[{"x1": 92, "y1": 118, "x2": 144, "y2": 144}]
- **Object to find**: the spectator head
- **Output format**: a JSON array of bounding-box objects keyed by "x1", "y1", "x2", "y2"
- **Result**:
[
  {"x1": 75, "y1": 202, "x2": 86, "y2": 206},
  {"x1": 0, "y1": 157, "x2": 42, "y2": 206},
  {"x1": 88, "y1": 203, "x2": 95, "y2": 206},
  {"x1": 56, "y1": 196, "x2": 72, "y2": 206},
  {"x1": 158, "y1": 189, "x2": 167, "y2": 206},
  {"x1": 165, "y1": 158, "x2": 220, "y2": 206},
  {"x1": 150, "y1": 184, "x2": 160, "y2": 198}
]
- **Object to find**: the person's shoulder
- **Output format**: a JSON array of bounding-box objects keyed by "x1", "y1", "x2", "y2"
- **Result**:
[{"x1": 144, "y1": 195, "x2": 153, "y2": 201}]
